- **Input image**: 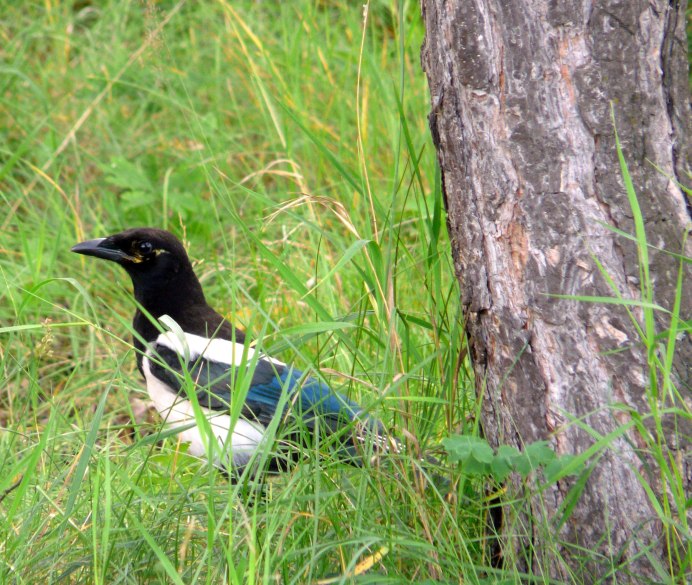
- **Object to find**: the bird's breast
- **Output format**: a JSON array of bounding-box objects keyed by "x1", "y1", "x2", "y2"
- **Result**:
[{"x1": 141, "y1": 352, "x2": 265, "y2": 467}]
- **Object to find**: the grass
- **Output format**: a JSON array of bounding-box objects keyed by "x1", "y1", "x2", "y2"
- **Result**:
[
  {"x1": 0, "y1": 1, "x2": 689, "y2": 584},
  {"x1": 1, "y1": 1, "x2": 474, "y2": 582}
]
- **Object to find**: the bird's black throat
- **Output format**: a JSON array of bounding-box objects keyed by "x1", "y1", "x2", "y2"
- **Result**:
[{"x1": 126, "y1": 259, "x2": 206, "y2": 323}]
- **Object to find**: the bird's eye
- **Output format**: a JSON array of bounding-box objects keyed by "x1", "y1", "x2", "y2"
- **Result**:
[{"x1": 137, "y1": 241, "x2": 154, "y2": 255}]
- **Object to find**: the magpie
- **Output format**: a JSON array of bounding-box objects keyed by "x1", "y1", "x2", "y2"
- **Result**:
[{"x1": 72, "y1": 228, "x2": 388, "y2": 473}]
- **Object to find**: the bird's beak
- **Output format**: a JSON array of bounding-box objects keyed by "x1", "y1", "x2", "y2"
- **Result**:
[{"x1": 71, "y1": 238, "x2": 134, "y2": 263}]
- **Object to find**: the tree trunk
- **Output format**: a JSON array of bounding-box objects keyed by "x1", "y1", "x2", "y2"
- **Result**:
[{"x1": 420, "y1": 1, "x2": 690, "y2": 581}]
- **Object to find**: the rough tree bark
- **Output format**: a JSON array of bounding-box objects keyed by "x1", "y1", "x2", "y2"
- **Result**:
[{"x1": 421, "y1": 1, "x2": 690, "y2": 581}]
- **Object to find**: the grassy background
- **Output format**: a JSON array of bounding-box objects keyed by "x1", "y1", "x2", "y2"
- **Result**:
[
  {"x1": 0, "y1": 1, "x2": 479, "y2": 583},
  {"x1": 1, "y1": 1, "x2": 689, "y2": 584}
]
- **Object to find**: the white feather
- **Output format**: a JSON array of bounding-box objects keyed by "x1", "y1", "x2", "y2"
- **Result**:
[
  {"x1": 142, "y1": 351, "x2": 266, "y2": 467},
  {"x1": 154, "y1": 329, "x2": 287, "y2": 370},
  {"x1": 155, "y1": 330, "x2": 253, "y2": 366}
]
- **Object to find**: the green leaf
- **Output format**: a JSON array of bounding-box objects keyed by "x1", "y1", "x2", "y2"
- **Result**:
[
  {"x1": 525, "y1": 441, "x2": 557, "y2": 466},
  {"x1": 169, "y1": 190, "x2": 202, "y2": 213},
  {"x1": 443, "y1": 435, "x2": 494, "y2": 474},
  {"x1": 545, "y1": 454, "x2": 581, "y2": 483},
  {"x1": 103, "y1": 156, "x2": 153, "y2": 192},
  {"x1": 490, "y1": 458, "x2": 513, "y2": 482},
  {"x1": 121, "y1": 189, "x2": 158, "y2": 211},
  {"x1": 472, "y1": 440, "x2": 495, "y2": 464},
  {"x1": 463, "y1": 457, "x2": 492, "y2": 476},
  {"x1": 492, "y1": 445, "x2": 521, "y2": 482},
  {"x1": 496, "y1": 444, "x2": 520, "y2": 460},
  {"x1": 514, "y1": 441, "x2": 556, "y2": 477},
  {"x1": 443, "y1": 435, "x2": 482, "y2": 462},
  {"x1": 513, "y1": 454, "x2": 532, "y2": 477}
]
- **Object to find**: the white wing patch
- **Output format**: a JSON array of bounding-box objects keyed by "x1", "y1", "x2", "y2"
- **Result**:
[
  {"x1": 155, "y1": 330, "x2": 253, "y2": 366},
  {"x1": 142, "y1": 349, "x2": 266, "y2": 468},
  {"x1": 154, "y1": 330, "x2": 286, "y2": 369}
]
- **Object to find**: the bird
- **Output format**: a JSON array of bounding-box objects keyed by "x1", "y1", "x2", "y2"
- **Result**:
[{"x1": 72, "y1": 227, "x2": 388, "y2": 474}]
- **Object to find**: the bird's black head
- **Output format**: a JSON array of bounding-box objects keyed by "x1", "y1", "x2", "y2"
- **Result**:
[{"x1": 72, "y1": 227, "x2": 206, "y2": 312}]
